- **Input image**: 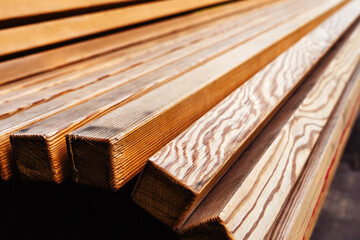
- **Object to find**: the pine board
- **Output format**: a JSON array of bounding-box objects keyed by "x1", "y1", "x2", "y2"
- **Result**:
[
  {"x1": 9, "y1": 0, "x2": 307, "y2": 183},
  {"x1": 0, "y1": 0, "x2": 237, "y2": 57},
  {"x1": 66, "y1": 0, "x2": 347, "y2": 192},
  {"x1": 132, "y1": 2, "x2": 360, "y2": 229},
  {"x1": 266, "y1": 60, "x2": 360, "y2": 240},
  {"x1": 0, "y1": 0, "x2": 301, "y2": 118},
  {"x1": 0, "y1": 0, "x2": 138, "y2": 21},
  {"x1": 0, "y1": 0, "x2": 273, "y2": 84},
  {"x1": 178, "y1": 15, "x2": 360, "y2": 240}
]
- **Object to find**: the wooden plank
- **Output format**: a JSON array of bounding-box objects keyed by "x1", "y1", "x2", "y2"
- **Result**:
[
  {"x1": 0, "y1": 0, "x2": 237, "y2": 57},
  {"x1": 0, "y1": 0, "x2": 271, "y2": 85},
  {"x1": 132, "y1": 3, "x2": 360, "y2": 229},
  {"x1": 266, "y1": 62, "x2": 360, "y2": 240},
  {"x1": 66, "y1": 0, "x2": 347, "y2": 192},
  {"x1": 0, "y1": 1, "x2": 271, "y2": 96},
  {"x1": 9, "y1": 0, "x2": 306, "y2": 183},
  {"x1": 177, "y1": 19, "x2": 360, "y2": 240},
  {"x1": 0, "y1": 0, "x2": 299, "y2": 113},
  {"x1": 0, "y1": 0, "x2": 138, "y2": 21}
]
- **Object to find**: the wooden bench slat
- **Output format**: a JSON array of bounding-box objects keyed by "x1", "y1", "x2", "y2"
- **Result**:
[
  {"x1": 65, "y1": 0, "x2": 346, "y2": 192},
  {"x1": 177, "y1": 17, "x2": 360, "y2": 239},
  {"x1": 8, "y1": 0, "x2": 304, "y2": 183},
  {"x1": 132, "y1": 2, "x2": 360, "y2": 229}
]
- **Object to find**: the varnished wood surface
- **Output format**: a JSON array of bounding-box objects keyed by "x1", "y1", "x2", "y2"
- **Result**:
[
  {"x1": 0, "y1": 0, "x2": 235, "y2": 57},
  {"x1": 0, "y1": 0, "x2": 301, "y2": 118},
  {"x1": 178, "y1": 15, "x2": 360, "y2": 240},
  {"x1": 266, "y1": 62, "x2": 360, "y2": 240},
  {"x1": 0, "y1": 0, "x2": 272, "y2": 85},
  {"x1": 132, "y1": 2, "x2": 360, "y2": 229},
  {"x1": 5, "y1": 0, "x2": 303, "y2": 182},
  {"x1": 67, "y1": 0, "x2": 347, "y2": 193}
]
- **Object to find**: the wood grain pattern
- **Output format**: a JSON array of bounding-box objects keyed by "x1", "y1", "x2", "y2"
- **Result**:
[
  {"x1": 0, "y1": 0, "x2": 273, "y2": 85},
  {"x1": 178, "y1": 15, "x2": 360, "y2": 240},
  {"x1": 132, "y1": 2, "x2": 360, "y2": 229},
  {"x1": 0, "y1": 0, "x2": 234, "y2": 57},
  {"x1": 9, "y1": 0, "x2": 306, "y2": 183},
  {"x1": 67, "y1": 0, "x2": 347, "y2": 192},
  {"x1": 0, "y1": 0, "x2": 138, "y2": 21},
  {"x1": 266, "y1": 61, "x2": 360, "y2": 240},
  {"x1": 0, "y1": 2, "x2": 269, "y2": 99},
  {"x1": 0, "y1": 0, "x2": 300, "y2": 117}
]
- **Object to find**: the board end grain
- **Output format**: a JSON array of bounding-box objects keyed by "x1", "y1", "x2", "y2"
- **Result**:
[
  {"x1": 66, "y1": 133, "x2": 116, "y2": 190},
  {"x1": 11, "y1": 132, "x2": 71, "y2": 183},
  {"x1": 178, "y1": 217, "x2": 232, "y2": 240},
  {"x1": 132, "y1": 161, "x2": 197, "y2": 230},
  {"x1": 11, "y1": 134, "x2": 55, "y2": 182}
]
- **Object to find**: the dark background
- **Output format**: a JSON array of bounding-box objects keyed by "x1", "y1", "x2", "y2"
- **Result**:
[
  {"x1": 0, "y1": 115, "x2": 359, "y2": 240},
  {"x1": 312, "y1": 112, "x2": 360, "y2": 240}
]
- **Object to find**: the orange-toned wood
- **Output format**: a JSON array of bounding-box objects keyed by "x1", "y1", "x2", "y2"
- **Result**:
[
  {"x1": 178, "y1": 16, "x2": 360, "y2": 239},
  {"x1": 266, "y1": 62, "x2": 360, "y2": 240},
  {"x1": 9, "y1": 0, "x2": 306, "y2": 183},
  {"x1": 0, "y1": 0, "x2": 300, "y2": 116},
  {"x1": 0, "y1": 0, "x2": 272, "y2": 85},
  {"x1": 0, "y1": 0, "x2": 273, "y2": 95},
  {"x1": 0, "y1": 0, "x2": 236, "y2": 57},
  {"x1": 0, "y1": 0, "x2": 140, "y2": 21},
  {"x1": 132, "y1": 4, "x2": 360, "y2": 229},
  {"x1": 67, "y1": 0, "x2": 348, "y2": 192}
]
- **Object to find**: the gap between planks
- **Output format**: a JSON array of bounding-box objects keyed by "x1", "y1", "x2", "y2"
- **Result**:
[
  {"x1": 5, "y1": 0, "x2": 305, "y2": 181},
  {"x1": 132, "y1": 1, "x2": 360, "y2": 230},
  {"x1": 178, "y1": 17, "x2": 360, "y2": 240}
]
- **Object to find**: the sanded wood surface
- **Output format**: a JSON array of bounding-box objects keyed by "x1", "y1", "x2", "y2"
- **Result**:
[
  {"x1": 0, "y1": 0, "x2": 272, "y2": 85},
  {"x1": 0, "y1": 2, "x2": 270, "y2": 99},
  {"x1": 266, "y1": 62, "x2": 360, "y2": 240},
  {"x1": 9, "y1": 0, "x2": 307, "y2": 183},
  {"x1": 132, "y1": 2, "x2": 360, "y2": 229},
  {"x1": 178, "y1": 16, "x2": 360, "y2": 240},
  {"x1": 0, "y1": 0, "x2": 138, "y2": 21},
  {"x1": 0, "y1": 0, "x2": 301, "y2": 118},
  {"x1": 66, "y1": 0, "x2": 347, "y2": 192},
  {"x1": 0, "y1": 0, "x2": 235, "y2": 57}
]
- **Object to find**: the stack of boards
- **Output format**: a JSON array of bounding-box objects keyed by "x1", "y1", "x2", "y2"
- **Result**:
[{"x1": 1, "y1": 0, "x2": 359, "y2": 239}]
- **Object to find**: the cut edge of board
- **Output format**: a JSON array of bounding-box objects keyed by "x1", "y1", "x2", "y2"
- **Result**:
[
  {"x1": 132, "y1": 161, "x2": 197, "y2": 227},
  {"x1": 66, "y1": 135, "x2": 113, "y2": 189},
  {"x1": 10, "y1": 133, "x2": 71, "y2": 183},
  {"x1": 8, "y1": 0, "x2": 304, "y2": 184},
  {"x1": 130, "y1": 0, "x2": 359, "y2": 230},
  {"x1": 179, "y1": 217, "x2": 232, "y2": 240},
  {"x1": 176, "y1": 20, "x2": 360, "y2": 240},
  {"x1": 61, "y1": 0, "x2": 350, "y2": 197}
]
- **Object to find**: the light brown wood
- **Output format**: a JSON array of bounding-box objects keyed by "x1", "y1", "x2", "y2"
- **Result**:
[
  {"x1": 0, "y1": 0, "x2": 271, "y2": 85},
  {"x1": 0, "y1": 0, "x2": 139, "y2": 21},
  {"x1": 0, "y1": 0, "x2": 298, "y2": 116},
  {"x1": 66, "y1": 0, "x2": 347, "y2": 192},
  {"x1": 0, "y1": 1, "x2": 272, "y2": 97},
  {"x1": 0, "y1": 0, "x2": 236, "y2": 57},
  {"x1": 266, "y1": 61, "x2": 360, "y2": 240},
  {"x1": 178, "y1": 15, "x2": 360, "y2": 240},
  {"x1": 132, "y1": 2, "x2": 360, "y2": 229},
  {"x1": 9, "y1": 0, "x2": 306, "y2": 183}
]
